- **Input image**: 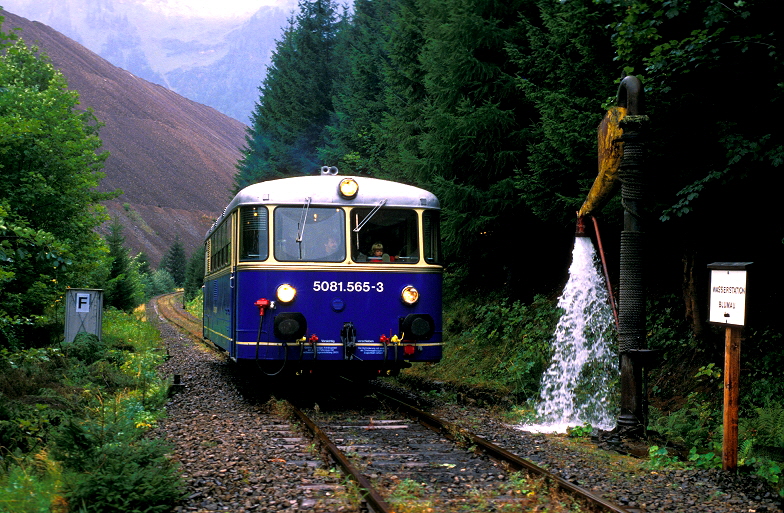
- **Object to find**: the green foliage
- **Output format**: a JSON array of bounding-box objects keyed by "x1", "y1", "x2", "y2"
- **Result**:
[
  {"x1": 566, "y1": 423, "x2": 593, "y2": 438},
  {"x1": 0, "y1": 309, "x2": 181, "y2": 512},
  {"x1": 185, "y1": 288, "x2": 203, "y2": 319},
  {"x1": 183, "y1": 245, "x2": 204, "y2": 303},
  {"x1": 160, "y1": 236, "x2": 187, "y2": 288},
  {"x1": 388, "y1": 478, "x2": 427, "y2": 502},
  {"x1": 747, "y1": 457, "x2": 782, "y2": 488},
  {"x1": 62, "y1": 332, "x2": 106, "y2": 364},
  {"x1": 140, "y1": 269, "x2": 176, "y2": 300},
  {"x1": 0, "y1": 455, "x2": 64, "y2": 513},
  {"x1": 647, "y1": 445, "x2": 682, "y2": 469},
  {"x1": 103, "y1": 220, "x2": 144, "y2": 312},
  {"x1": 740, "y1": 403, "x2": 784, "y2": 454},
  {"x1": 406, "y1": 294, "x2": 560, "y2": 400},
  {"x1": 687, "y1": 446, "x2": 720, "y2": 469},
  {"x1": 0, "y1": 29, "x2": 117, "y2": 347},
  {"x1": 741, "y1": 329, "x2": 784, "y2": 409},
  {"x1": 57, "y1": 434, "x2": 182, "y2": 512}
]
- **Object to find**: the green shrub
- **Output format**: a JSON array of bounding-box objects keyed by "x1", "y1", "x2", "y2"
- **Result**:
[
  {"x1": 649, "y1": 391, "x2": 721, "y2": 448},
  {"x1": 405, "y1": 294, "x2": 560, "y2": 400},
  {"x1": 0, "y1": 456, "x2": 63, "y2": 513},
  {"x1": 62, "y1": 438, "x2": 183, "y2": 512},
  {"x1": 1, "y1": 308, "x2": 183, "y2": 512},
  {"x1": 62, "y1": 332, "x2": 106, "y2": 364},
  {"x1": 185, "y1": 288, "x2": 203, "y2": 319}
]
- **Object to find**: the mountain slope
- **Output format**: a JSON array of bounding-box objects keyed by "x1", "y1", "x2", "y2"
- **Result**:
[{"x1": 1, "y1": 10, "x2": 248, "y2": 265}]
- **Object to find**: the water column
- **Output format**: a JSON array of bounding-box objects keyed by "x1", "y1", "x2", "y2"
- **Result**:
[{"x1": 615, "y1": 76, "x2": 650, "y2": 435}]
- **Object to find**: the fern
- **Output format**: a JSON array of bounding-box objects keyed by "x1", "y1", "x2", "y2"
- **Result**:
[
  {"x1": 741, "y1": 403, "x2": 784, "y2": 450},
  {"x1": 739, "y1": 438, "x2": 756, "y2": 465}
]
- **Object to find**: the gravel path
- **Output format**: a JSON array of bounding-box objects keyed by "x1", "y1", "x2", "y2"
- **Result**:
[
  {"x1": 423, "y1": 393, "x2": 784, "y2": 513},
  {"x1": 148, "y1": 304, "x2": 357, "y2": 513}
]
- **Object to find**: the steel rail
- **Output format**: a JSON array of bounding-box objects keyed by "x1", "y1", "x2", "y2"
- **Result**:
[
  {"x1": 155, "y1": 292, "x2": 202, "y2": 339},
  {"x1": 378, "y1": 392, "x2": 633, "y2": 513},
  {"x1": 288, "y1": 404, "x2": 394, "y2": 513}
]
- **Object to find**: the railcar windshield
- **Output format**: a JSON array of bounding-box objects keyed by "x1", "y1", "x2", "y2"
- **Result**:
[
  {"x1": 274, "y1": 207, "x2": 345, "y2": 262},
  {"x1": 351, "y1": 208, "x2": 419, "y2": 263},
  {"x1": 240, "y1": 206, "x2": 269, "y2": 261}
]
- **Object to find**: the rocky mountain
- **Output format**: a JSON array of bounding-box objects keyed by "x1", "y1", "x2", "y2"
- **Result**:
[
  {"x1": 0, "y1": 0, "x2": 291, "y2": 122},
  {"x1": 1, "y1": 9, "x2": 248, "y2": 266}
]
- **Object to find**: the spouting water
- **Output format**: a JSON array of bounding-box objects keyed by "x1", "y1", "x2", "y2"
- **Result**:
[{"x1": 521, "y1": 236, "x2": 617, "y2": 433}]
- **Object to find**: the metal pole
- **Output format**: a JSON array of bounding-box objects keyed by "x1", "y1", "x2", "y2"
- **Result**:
[{"x1": 615, "y1": 76, "x2": 649, "y2": 435}]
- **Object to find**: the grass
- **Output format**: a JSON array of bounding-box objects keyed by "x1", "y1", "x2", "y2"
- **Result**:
[
  {"x1": 0, "y1": 305, "x2": 183, "y2": 512},
  {"x1": 383, "y1": 472, "x2": 590, "y2": 513}
]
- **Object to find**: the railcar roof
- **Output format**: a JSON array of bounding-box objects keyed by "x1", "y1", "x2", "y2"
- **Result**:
[{"x1": 208, "y1": 175, "x2": 439, "y2": 236}]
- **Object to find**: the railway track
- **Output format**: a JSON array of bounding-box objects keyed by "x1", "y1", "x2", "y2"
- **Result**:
[
  {"x1": 154, "y1": 293, "x2": 631, "y2": 512},
  {"x1": 154, "y1": 291, "x2": 202, "y2": 339},
  {"x1": 292, "y1": 387, "x2": 632, "y2": 513}
]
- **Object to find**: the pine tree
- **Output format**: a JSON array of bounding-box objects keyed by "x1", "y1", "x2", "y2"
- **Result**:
[
  {"x1": 374, "y1": 0, "x2": 428, "y2": 183},
  {"x1": 235, "y1": 0, "x2": 341, "y2": 189},
  {"x1": 135, "y1": 252, "x2": 151, "y2": 276},
  {"x1": 319, "y1": 0, "x2": 391, "y2": 174},
  {"x1": 104, "y1": 219, "x2": 141, "y2": 312},
  {"x1": 161, "y1": 236, "x2": 187, "y2": 287},
  {"x1": 183, "y1": 246, "x2": 205, "y2": 303}
]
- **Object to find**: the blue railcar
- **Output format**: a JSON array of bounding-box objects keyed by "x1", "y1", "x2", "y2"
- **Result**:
[{"x1": 202, "y1": 168, "x2": 442, "y2": 377}]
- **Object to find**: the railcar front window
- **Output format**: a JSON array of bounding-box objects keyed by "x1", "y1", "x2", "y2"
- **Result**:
[
  {"x1": 240, "y1": 206, "x2": 269, "y2": 260},
  {"x1": 274, "y1": 207, "x2": 345, "y2": 262},
  {"x1": 423, "y1": 210, "x2": 441, "y2": 264},
  {"x1": 351, "y1": 209, "x2": 418, "y2": 263}
]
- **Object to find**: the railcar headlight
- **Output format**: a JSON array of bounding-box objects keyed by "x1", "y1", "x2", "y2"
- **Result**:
[
  {"x1": 338, "y1": 178, "x2": 358, "y2": 199},
  {"x1": 276, "y1": 284, "x2": 297, "y2": 303},
  {"x1": 401, "y1": 285, "x2": 419, "y2": 305}
]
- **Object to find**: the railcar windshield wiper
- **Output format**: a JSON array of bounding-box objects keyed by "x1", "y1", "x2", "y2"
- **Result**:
[
  {"x1": 296, "y1": 197, "x2": 312, "y2": 243},
  {"x1": 353, "y1": 199, "x2": 387, "y2": 233},
  {"x1": 296, "y1": 197, "x2": 312, "y2": 260}
]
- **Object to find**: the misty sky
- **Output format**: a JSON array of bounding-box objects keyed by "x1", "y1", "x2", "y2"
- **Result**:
[
  {"x1": 2, "y1": 0, "x2": 298, "y2": 19},
  {"x1": 139, "y1": 0, "x2": 297, "y2": 18}
]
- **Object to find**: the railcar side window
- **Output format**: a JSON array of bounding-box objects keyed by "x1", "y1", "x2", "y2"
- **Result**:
[
  {"x1": 351, "y1": 209, "x2": 418, "y2": 263},
  {"x1": 274, "y1": 207, "x2": 345, "y2": 262},
  {"x1": 423, "y1": 210, "x2": 441, "y2": 264},
  {"x1": 240, "y1": 206, "x2": 269, "y2": 261},
  {"x1": 208, "y1": 220, "x2": 231, "y2": 272}
]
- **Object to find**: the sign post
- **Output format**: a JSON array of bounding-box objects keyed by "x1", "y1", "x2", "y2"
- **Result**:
[{"x1": 708, "y1": 262, "x2": 751, "y2": 472}]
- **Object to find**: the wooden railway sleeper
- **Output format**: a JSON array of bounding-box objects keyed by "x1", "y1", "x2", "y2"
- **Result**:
[{"x1": 288, "y1": 402, "x2": 393, "y2": 513}]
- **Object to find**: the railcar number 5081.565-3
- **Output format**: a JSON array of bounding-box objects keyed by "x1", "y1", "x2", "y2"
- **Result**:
[{"x1": 202, "y1": 167, "x2": 443, "y2": 377}]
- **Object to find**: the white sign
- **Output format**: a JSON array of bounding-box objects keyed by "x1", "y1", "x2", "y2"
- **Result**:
[
  {"x1": 709, "y1": 269, "x2": 747, "y2": 326},
  {"x1": 76, "y1": 293, "x2": 91, "y2": 313}
]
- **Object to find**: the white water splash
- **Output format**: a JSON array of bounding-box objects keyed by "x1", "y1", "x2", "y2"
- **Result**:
[{"x1": 520, "y1": 236, "x2": 617, "y2": 433}]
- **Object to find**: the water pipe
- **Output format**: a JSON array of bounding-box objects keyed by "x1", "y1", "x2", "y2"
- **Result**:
[
  {"x1": 575, "y1": 215, "x2": 588, "y2": 237},
  {"x1": 591, "y1": 216, "x2": 619, "y2": 330},
  {"x1": 575, "y1": 214, "x2": 619, "y2": 329}
]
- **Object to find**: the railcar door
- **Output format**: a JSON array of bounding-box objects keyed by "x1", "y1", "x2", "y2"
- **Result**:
[{"x1": 230, "y1": 268, "x2": 237, "y2": 359}]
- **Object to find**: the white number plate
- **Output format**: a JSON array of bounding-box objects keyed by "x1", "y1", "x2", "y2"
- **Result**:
[{"x1": 312, "y1": 281, "x2": 385, "y2": 293}]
